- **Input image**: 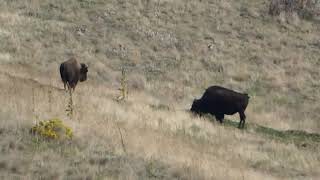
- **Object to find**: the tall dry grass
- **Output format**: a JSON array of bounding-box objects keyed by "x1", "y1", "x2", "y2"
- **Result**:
[
  {"x1": 0, "y1": 0, "x2": 320, "y2": 179},
  {"x1": 0, "y1": 66, "x2": 319, "y2": 179}
]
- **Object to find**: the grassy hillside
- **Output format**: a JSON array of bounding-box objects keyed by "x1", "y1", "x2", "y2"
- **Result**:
[{"x1": 0, "y1": 0, "x2": 319, "y2": 179}]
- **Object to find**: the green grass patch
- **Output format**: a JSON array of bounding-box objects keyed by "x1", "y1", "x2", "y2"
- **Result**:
[
  {"x1": 255, "y1": 125, "x2": 320, "y2": 144},
  {"x1": 220, "y1": 119, "x2": 320, "y2": 147}
]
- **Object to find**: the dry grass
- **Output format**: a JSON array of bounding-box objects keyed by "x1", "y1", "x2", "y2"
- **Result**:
[
  {"x1": 0, "y1": 0, "x2": 320, "y2": 179},
  {"x1": 0, "y1": 68, "x2": 319, "y2": 179}
]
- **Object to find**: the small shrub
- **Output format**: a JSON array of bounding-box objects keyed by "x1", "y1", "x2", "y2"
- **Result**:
[
  {"x1": 66, "y1": 89, "x2": 74, "y2": 120},
  {"x1": 30, "y1": 119, "x2": 73, "y2": 140},
  {"x1": 117, "y1": 67, "x2": 128, "y2": 101}
]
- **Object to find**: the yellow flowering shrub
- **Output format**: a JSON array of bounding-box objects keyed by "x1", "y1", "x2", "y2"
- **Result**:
[{"x1": 30, "y1": 118, "x2": 73, "y2": 140}]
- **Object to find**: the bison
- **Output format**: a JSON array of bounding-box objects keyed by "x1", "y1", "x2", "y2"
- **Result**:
[
  {"x1": 191, "y1": 86, "x2": 250, "y2": 128},
  {"x1": 59, "y1": 57, "x2": 88, "y2": 92}
]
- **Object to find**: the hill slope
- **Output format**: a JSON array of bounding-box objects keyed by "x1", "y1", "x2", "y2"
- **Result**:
[{"x1": 0, "y1": 0, "x2": 319, "y2": 179}]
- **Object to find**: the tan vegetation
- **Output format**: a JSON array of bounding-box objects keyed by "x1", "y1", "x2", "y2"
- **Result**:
[
  {"x1": 269, "y1": 0, "x2": 320, "y2": 19},
  {"x1": 0, "y1": 0, "x2": 319, "y2": 179}
]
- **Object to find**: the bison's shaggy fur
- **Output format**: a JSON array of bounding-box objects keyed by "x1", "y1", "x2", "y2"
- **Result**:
[
  {"x1": 191, "y1": 86, "x2": 250, "y2": 128},
  {"x1": 59, "y1": 57, "x2": 88, "y2": 92}
]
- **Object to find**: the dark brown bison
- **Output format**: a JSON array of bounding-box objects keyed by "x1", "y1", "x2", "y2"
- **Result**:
[
  {"x1": 191, "y1": 86, "x2": 250, "y2": 128},
  {"x1": 59, "y1": 57, "x2": 88, "y2": 91}
]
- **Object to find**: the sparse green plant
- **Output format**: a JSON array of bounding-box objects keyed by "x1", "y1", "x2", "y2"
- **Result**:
[
  {"x1": 149, "y1": 104, "x2": 170, "y2": 111},
  {"x1": 117, "y1": 67, "x2": 128, "y2": 101},
  {"x1": 48, "y1": 89, "x2": 52, "y2": 113},
  {"x1": 30, "y1": 118, "x2": 73, "y2": 140},
  {"x1": 65, "y1": 89, "x2": 74, "y2": 120},
  {"x1": 146, "y1": 158, "x2": 165, "y2": 179},
  {"x1": 78, "y1": 0, "x2": 96, "y2": 8},
  {"x1": 32, "y1": 87, "x2": 39, "y2": 122}
]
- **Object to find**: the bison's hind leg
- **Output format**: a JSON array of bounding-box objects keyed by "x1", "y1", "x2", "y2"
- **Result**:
[
  {"x1": 238, "y1": 111, "x2": 246, "y2": 129},
  {"x1": 63, "y1": 82, "x2": 67, "y2": 91}
]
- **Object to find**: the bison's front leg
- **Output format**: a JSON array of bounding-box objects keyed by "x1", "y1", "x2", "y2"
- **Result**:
[
  {"x1": 215, "y1": 114, "x2": 224, "y2": 124},
  {"x1": 238, "y1": 111, "x2": 246, "y2": 129}
]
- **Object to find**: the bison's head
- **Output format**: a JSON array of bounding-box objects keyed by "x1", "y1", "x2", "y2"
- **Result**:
[
  {"x1": 79, "y1": 63, "x2": 88, "y2": 82},
  {"x1": 190, "y1": 99, "x2": 202, "y2": 115}
]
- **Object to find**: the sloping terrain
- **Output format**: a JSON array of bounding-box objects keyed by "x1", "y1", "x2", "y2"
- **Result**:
[{"x1": 0, "y1": 0, "x2": 319, "y2": 179}]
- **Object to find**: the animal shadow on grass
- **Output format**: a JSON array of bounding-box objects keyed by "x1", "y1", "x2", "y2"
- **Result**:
[{"x1": 214, "y1": 117, "x2": 320, "y2": 148}]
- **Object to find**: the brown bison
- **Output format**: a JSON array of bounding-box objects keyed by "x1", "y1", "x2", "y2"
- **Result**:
[
  {"x1": 59, "y1": 57, "x2": 88, "y2": 91},
  {"x1": 191, "y1": 86, "x2": 250, "y2": 128}
]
